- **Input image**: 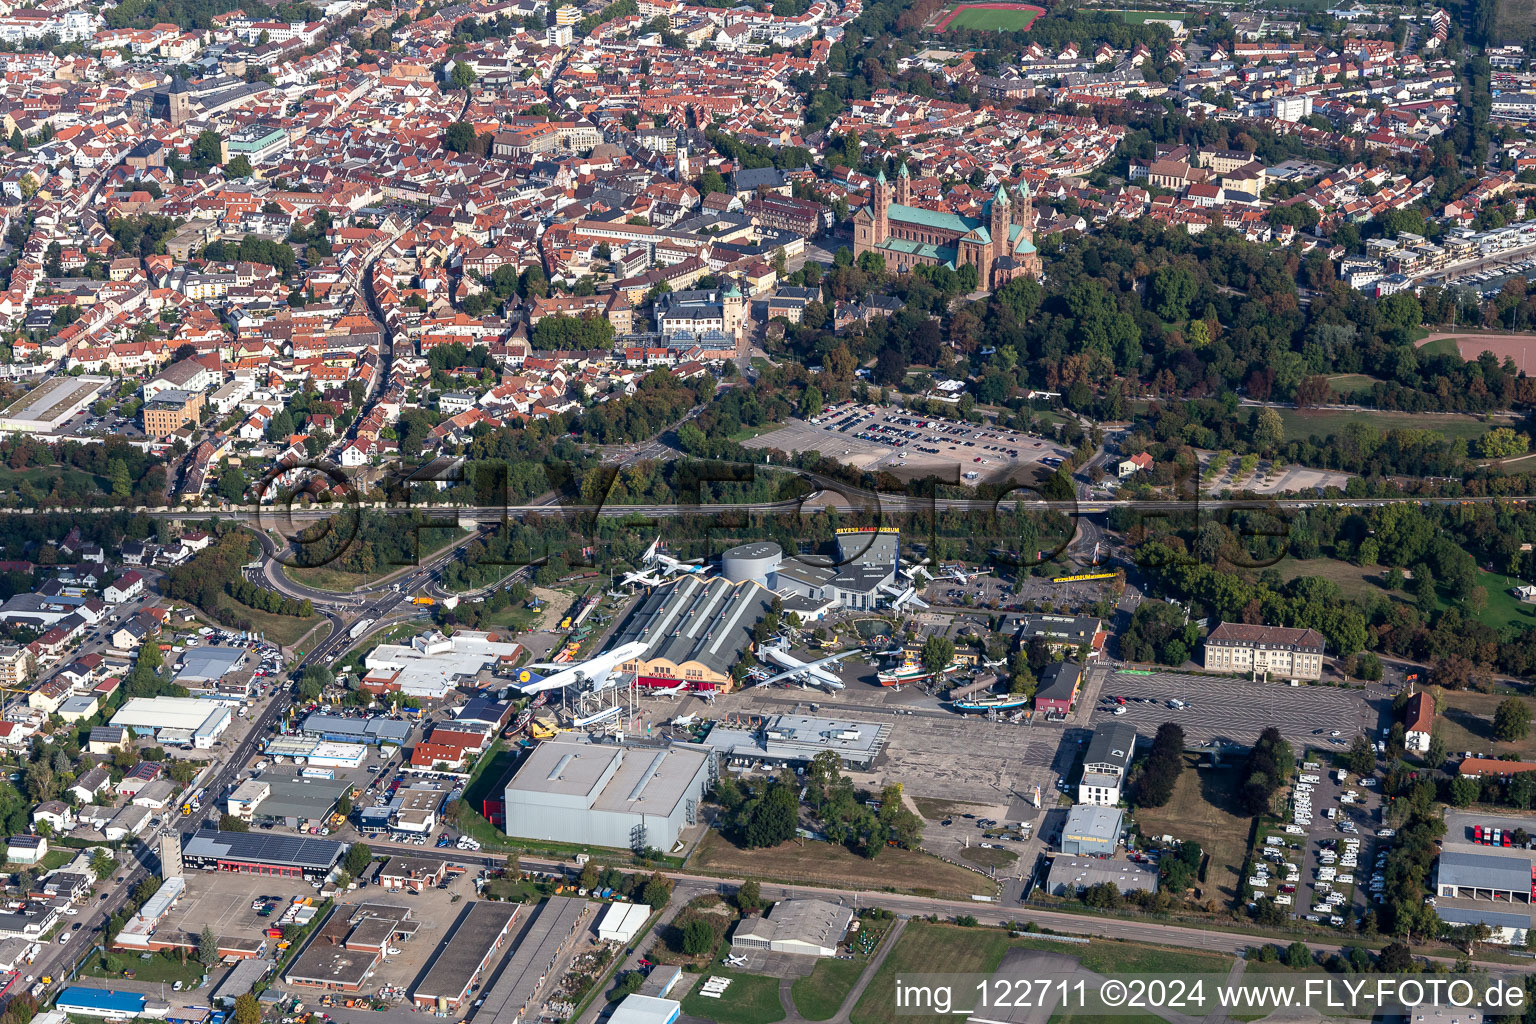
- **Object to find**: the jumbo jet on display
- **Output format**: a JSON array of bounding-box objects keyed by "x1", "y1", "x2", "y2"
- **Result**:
[
  {"x1": 517, "y1": 641, "x2": 650, "y2": 694},
  {"x1": 641, "y1": 537, "x2": 709, "y2": 577},
  {"x1": 755, "y1": 644, "x2": 850, "y2": 692}
]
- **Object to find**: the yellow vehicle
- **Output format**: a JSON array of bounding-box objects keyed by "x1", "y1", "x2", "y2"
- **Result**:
[
  {"x1": 559, "y1": 616, "x2": 572, "y2": 629},
  {"x1": 40, "y1": 977, "x2": 51, "y2": 985},
  {"x1": 412, "y1": 596, "x2": 435, "y2": 606}
]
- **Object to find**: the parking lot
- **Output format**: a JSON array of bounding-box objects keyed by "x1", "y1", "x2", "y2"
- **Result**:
[
  {"x1": 1272, "y1": 758, "x2": 1386, "y2": 929},
  {"x1": 157, "y1": 869, "x2": 316, "y2": 947},
  {"x1": 743, "y1": 402, "x2": 1070, "y2": 479},
  {"x1": 1087, "y1": 671, "x2": 1377, "y2": 750}
]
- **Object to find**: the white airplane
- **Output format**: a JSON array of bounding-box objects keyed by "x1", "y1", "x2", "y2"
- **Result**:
[
  {"x1": 880, "y1": 583, "x2": 929, "y2": 612},
  {"x1": 620, "y1": 568, "x2": 666, "y2": 587},
  {"x1": 722, "y1": 954, "x2": 749, "y2": 967},
  {"x1": 517, "y1": 640, "x2": 649, "y2": 695},
  {"x1": 649, "y1": 682, "x2": 688, "y2": 697},
  {"x1": 982, "y1": 656, "x2": 1006, "y2": 669},
  {"x1": 934, "y1": 565, "x2": 993, "y2": 584},
  {"x1": 672, "y1": 714, "x2": 698, "y2": 728},
  {"x1": 641, "y1": 537, "x2": 709, "y2": 577},
  {"x1": 756, "y1": 645, "x2": 849, "y2": 691}
]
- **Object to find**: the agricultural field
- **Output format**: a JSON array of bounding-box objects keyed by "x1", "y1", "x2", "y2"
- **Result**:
[
  {"x1": 1275, "y1": 408, "x2": 1503, "y2": 444},
  {"x1": 934, "y1": 2, "x2": 1045, "y2": 31}
]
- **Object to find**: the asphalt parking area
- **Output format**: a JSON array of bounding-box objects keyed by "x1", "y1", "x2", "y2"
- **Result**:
[
  {"x1": 160, "y1": 871, "x2": 314, "y2": 943},
  {"x1": 1088, "y1": 671, "x2": 1372, "y2": 750}
]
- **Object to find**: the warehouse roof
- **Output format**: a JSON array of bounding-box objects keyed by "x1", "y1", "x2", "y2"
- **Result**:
[
  {"x1": 506, "y1": 740, "x2": 709, "y2": 818},
  {"x1": 477, "y1": 896, "x2": 587, "y2": 1023},
  {"x1": 251, "y1": 776, "x2": 353, "y2": 821},
  {"x1": 609, "y1": 575, "x2": 774, "y2": 677},
  {"x1": 735, "y1": 898, "x2": 852, "y2": 949},
  {"x1": 175, "y1": 647, "x2": 246, "y2": 683},
  {"x1": 301, "y1": 714, "x2": 411, "y2": 744},
  {"x1": 1049, "y1": 855, "x2": 1158, "y2": 894},
  {"x1": 57, "y1": 989, "x2": 147, "y2": 1014},
  {"x1": 112, "y1": 696, "x2": 231, "y2": 731},
  {"x1": 1438, "y1": 850, "x2": 1535, "y2": 892},
  {"x1": 1436, "y1": 906, "x2": 1531, "y2": 930},
  {"x1": 1063, "y1": 805, "x2": 1124, "y2": 841},
  {"x1": 412, "y1": 901, "x2": 520, "y2": 1002},
  {"x1": 182, "y1": 828, "x2": 345, "y2": 870}
]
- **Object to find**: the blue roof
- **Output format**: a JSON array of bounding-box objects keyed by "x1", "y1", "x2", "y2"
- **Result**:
[{"x1": 58, "y1": 988, "x2": 147, "y2": 1013}]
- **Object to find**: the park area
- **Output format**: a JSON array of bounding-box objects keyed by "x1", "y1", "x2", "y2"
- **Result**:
[
  {"x1": 1130, "y1": 755, "x2": 1253, "y2": 906},
  {"x1": 933, "y1": 2, "x2": 1044, "y2": 31}
]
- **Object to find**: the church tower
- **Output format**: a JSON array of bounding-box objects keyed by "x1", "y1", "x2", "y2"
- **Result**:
[
  {"x1": 989, "y1": 183, "x2": 1010, "y2": 264},
  {"x1": 1013, "y1": 179, "x2": 1034, "y2": 242},
  {"x1": 895, "y1": 162, "x2": 911, "y2": 206},
  {"x1": 871, "y1": 169, "x2": 890, "y2": 245},
  {"x1": 166, "y1": 74, "x2": 191, "y2": 128},
  {"x1": 674, "y1": 143, "x2": 691, "y2": 182}
]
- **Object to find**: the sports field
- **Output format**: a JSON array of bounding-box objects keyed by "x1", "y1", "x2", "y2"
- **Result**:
[
  {"x1": 1101, "y1": 8, "x2": 1180, "y2": 22},
  {"x1": 934, "y1": 2, "x2": 1045, "y2": 31}
]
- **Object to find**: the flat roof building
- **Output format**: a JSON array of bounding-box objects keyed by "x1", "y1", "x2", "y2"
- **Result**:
[
  {"x1": 363, "y1": 630, "x2": 524, "y2": 699},
  {"x1": 474, "y1": 896, "x2": 587, "y2": 1024},
  {"x1": 1047, "y1": 855, "x2": 1158, "y2": 897},
  {"x1": 1061, "y1": 805, "x2": 1125, "y2": 856},
  {"x1": 284, "y1": 902, "x2": 417, "y2": 992},
  {"x1": 730, "y1": 898, "x2": 852, "y2": 957},
  {"x1": 174, "y1": 647, "x2": 247, "y2": 685},
  {"x1": 597, "y1": 902, "x2": 650, "y2": 945},
  {"x1": 300, "y1": 714, "x2": 412, "y2": 746},
  {"x1": 610, "y1": 995, "x2": 681, "y2": 1024},
  {"x1": 112, "y1": 696, "x2": 232, "y2": 748},
  {"x1": 698, "y1": 712, "x2": 888, "y2": 770},
  {"x1": 410, "y1": 901, "x2": 521, "y2": 1010},
  {"x1": 0, "y1": 376, "x2": 110, "y2": 434},
  {"x1": 503, "y1": 739, "x2": 711, "y2": 851},
  {"x1": 182, "y1": 828, "x2": 344, "y2": 881}
]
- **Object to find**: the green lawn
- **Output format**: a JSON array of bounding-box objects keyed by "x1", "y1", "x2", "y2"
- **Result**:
[
  {"x1": 1432, "y1": 569, "x2": 1536, "y2": 632},
  {"x1": 216, "y1": 596, "x2": 325, "y2": 648},
  {"x1": 1432, "y1": 690, "x2": 1536, "y2": 762},
  {"x1": 1102, "y1": 8, "x2": 1182, "y2": 22},
  {"x1": 1276, "y1": 408, "x2": 1499, "y2": 444},
  {"x1": 1274, "y1": 558, "x2": 1395, "y2": 603},
  {"x1": 943, "y1": 4, "x2": 1042, "y2": 30},
  {"x1": 791, "y1": 958, "x2": 866, "y2": 1021},
  {"x1": 728, "y1": 423, "x2": 784, "y2": 442},
  {"x1": 84, "y1": 951, "x2": 206, "y2": 988},
  {"x1": 0, "y1": 466, "x2": 108, "y2": 498},
  {"x1": 1325, "y1": 374, "x2": 1381, "y2": 395},
  {"x1": 681, "y1": 971, "x2": 786, "y2": 1024},
  {"x1": 287, "y1": 530, "x2": 469, "y2": 592},
  {"x1": 1418, "y1": 336, "x2": 1462, "y2": 357}
]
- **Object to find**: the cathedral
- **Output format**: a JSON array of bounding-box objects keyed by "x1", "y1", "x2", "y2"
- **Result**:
[{"x1": 852, "y1": 164, "x2": 1041, "y2": 287}]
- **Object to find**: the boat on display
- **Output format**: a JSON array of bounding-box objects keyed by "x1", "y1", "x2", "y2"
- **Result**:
[
  {"x1": 502, "y1": 708, "x2": 533, "y2": 738},
  {"x1": 876, "y1": 658, "x2": 961, "y2": 686},
  {"x1": 950, "y1": 694, "x2": 1030, "y2": 713}
]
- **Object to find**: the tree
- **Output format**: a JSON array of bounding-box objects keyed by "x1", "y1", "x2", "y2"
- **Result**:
[
  {"x1": 450, "y1": 60, "x2": 477, "y2": 91},
  {"x1": 335, "y1": 839, "x2": 372, "y2": 878},
  {"x1": 1283, "y1": 941, "x2": 1312, "y2": 969},
  {"x1": 1375, "y1": 942, "x2": 1413, "y2": 972},
  {"x1": 1137, "y1": 722, "x2": 1186, "y2": 808},
  {"x1": 642, "y1": 870, "x2": 673, "y2": 910},
  {"x1": 233, "y1": 993, "x2": 261, "y2": 1024},
  {"x1": 443, "y1": 121, "x2": 478, "y2": 153},
  {"x1": 1425, "y1": 734, "x2": 1447, "y2": 767},
  {"x1": 90, "y1": 849, "x2": 116, "y2": 880},
  {"x1": 1347, "y1": 735, "x2": 1376, "y2": 775},
  {"x1": 736, "y1": 879, "x2": 762, "y2": 914},
  {"x1": 199, "y1": 925, "x2": 219, "y2": 967},
  {"x1": 1448, "y1": 775, "x2": 1480, "y2": 807},
  {"x1": 1253, "y1": 407, "x2": 1284, "y2": 453},
  {"x1": 224, "y1": 155, "x2": 254, "y2": 179},
  {"x1": 505, "y1": 853, "x2": 521, "y2": 880},
  {"x1": 680, "y1": 918, "x2": 714, "y2": 955},
  {"x1": 920, "y1": 634, "x2": 955, "y2": 676},
  {"x1": 1494, "y1": 698, "x2": 1532, "y2": 742},
  {"x1": 218, "y1": 814, "x2": 250, "y2": 832}
]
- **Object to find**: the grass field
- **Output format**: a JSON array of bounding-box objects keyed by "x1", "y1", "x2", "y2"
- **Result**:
[
  {"x1": 1100, "y1": 8, "x2": 1180, "y2": 22},
  {"x1": 681, "y1": 971, "x2": 785, "y2": 1024},
  {"x1": 0, "y1": 466, "x2": 108, "y2": 497},
  {"x1": 84, "y1": 951, "x2": 206, "y2": 988},
  {"x1": 1418, "y1": 336, "x2": 1463, "y2": 357},
  {"x1": 691, "y1": 831, "x2": 989, "y2": 900},
  {"x1": 286, "y1": 530, "x2": 469, "y2": 592},
  {"x1": 851, "y1": 923, "x2": 1234, "y2": 1024},
  {"x1": 1276, "y1": 408, "x2": 1500, "y2": 444},
  {"x1": 1325, "y1": 374, "x2": 1381, "y2": 395},
  {"x1": 791, "y1": 957, "x2": 865, "y2": 1020},
  {"x1": 216, "y1": 597, "x2": 327, "y2": 648},
  {"x1": 1274, "y1": 558, "x2": 1394, "y2": 603},
  {"x1": 1432, "y1": 691, "x2": 1536, "y2": 761},
  {"x1": 1130, "y1": 756, "x2": 1253, "y2": 905},
  {"x1": 935, "y1": 1, "x2": 1044, "y2": 30}
]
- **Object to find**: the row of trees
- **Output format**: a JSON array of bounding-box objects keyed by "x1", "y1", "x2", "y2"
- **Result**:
[{"x1": 228, "y1": 578, "x2": 313, "y2": 618}]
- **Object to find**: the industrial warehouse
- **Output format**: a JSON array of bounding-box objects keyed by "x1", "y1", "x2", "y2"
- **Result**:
[
  {"x1": 700, "y1": 713, "x2": 889, "y2": 771},
  {"x1": 181, "y1": 828, "x2": 345, "y2": 881},
  {"x1": 501, "y1": 739, "x2": 710, "y2": 850},
  {"x1": 111, "y1": 696, "x2": 234, "y2": 749},
  {"x1": 729, "y1": 898, "x2": 853, "y2": 957},
  {"x1": 362, "y1": 630, "x2": 525, "y2": 699},
  {"x1": 409, "y1": 901, "x2": 521, "y2": 1011}
]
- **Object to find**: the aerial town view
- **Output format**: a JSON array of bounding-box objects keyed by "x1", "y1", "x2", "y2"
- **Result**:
[{"x1": 0, "y1": 0, "x2": 1535, "y2": 1021}]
